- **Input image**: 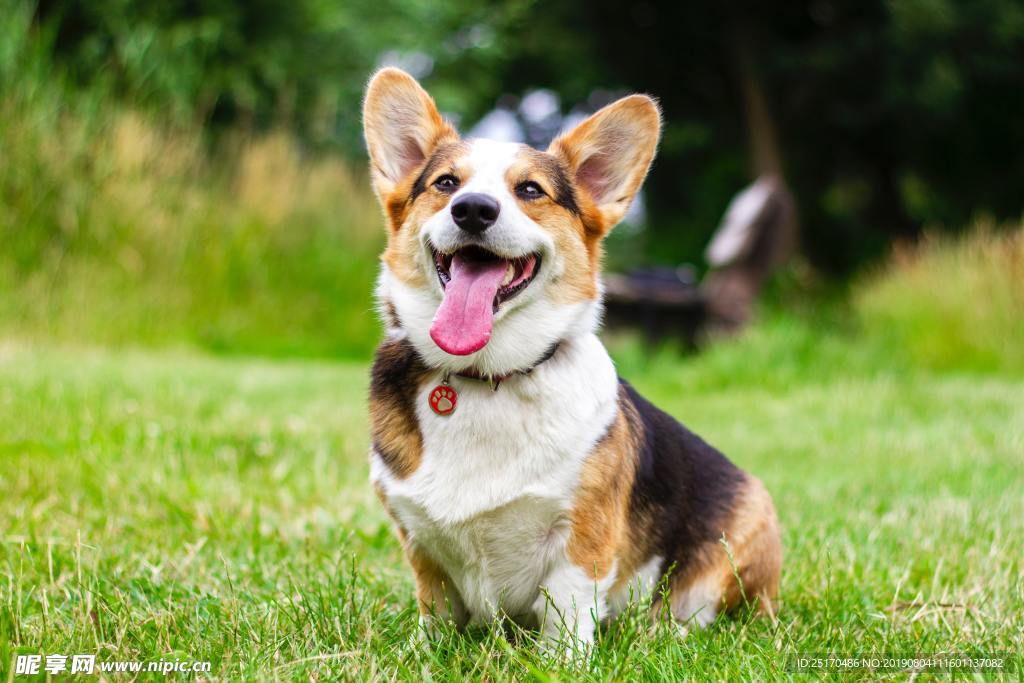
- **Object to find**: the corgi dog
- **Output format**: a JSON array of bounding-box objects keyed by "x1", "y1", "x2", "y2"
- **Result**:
[{"x1": 363, "y1": 68, "x2": 781, "y2": 651}]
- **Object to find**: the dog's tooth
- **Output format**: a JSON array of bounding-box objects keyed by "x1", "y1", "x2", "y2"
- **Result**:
[{"x1": 501, "y1": 263, "x2": 514, "y2": 286}]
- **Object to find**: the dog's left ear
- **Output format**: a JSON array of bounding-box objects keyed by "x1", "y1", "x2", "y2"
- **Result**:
[
  {"x1": 549, "y1": 95, "x2": 661, "y2": 230},
  {"x1": 363, "y1": 67, "x2": 458, "y2": 199}
]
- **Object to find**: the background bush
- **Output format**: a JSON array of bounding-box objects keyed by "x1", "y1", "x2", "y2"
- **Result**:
[
  {"x1": 854, "y1": 224, "x2": 1024, "y2": 375},
  {"x1": 1, "y1": 0, "x2": 1022, "y2": 363},
  {"x1": 22, "y1": 0, "x2": 1024, "y2": 274},
  {"x1": 1, "y1": 2, "x2": 384, "y2": 357}
]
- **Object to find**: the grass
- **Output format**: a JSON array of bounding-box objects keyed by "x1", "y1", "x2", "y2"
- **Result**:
[{"x1": 1, "y1": 315, "x2": 1021, "y2": 680}]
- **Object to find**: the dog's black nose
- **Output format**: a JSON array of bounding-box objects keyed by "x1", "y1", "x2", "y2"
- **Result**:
[{"x1": 451, "y1": 193, "x2": 500, "y2": 234}]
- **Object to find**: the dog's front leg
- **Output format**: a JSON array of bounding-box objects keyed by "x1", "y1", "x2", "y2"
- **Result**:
[
  {"x1": 405, "y1": 543, "x2": 468, "y2": 641},
  {"x1": 532, "y1": 558, "x2": 612, "y2": 658},
  {"x1": 374, "y1": 485, "x2": 468, "y2": 641},
  {"x1": 534, "y1": 465, "x2": 625, "y2": 658}
]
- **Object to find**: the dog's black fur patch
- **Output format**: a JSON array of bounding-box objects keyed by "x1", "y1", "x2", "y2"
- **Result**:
[{"x1": 620, "y1": 379, "x2": 745, "y2": 576}]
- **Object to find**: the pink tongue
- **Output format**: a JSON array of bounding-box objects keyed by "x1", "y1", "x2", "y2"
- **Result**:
[{"x1": 430, "y1": 253, "x2": 508, "y2": 355}]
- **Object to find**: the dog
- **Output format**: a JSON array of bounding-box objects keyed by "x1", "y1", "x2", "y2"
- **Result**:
[{"x1": 363, "y1": 67, "x2": 781, "y2": 652}]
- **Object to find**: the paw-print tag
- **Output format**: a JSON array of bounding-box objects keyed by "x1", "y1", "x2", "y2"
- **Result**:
[{"x1": 428, "y1": 375, "x2": 458, "y2": 416}]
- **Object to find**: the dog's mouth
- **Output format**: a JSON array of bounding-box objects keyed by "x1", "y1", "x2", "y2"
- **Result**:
[
  {"x1": 429, "y1": 245, "x2": 540, "y2": 356},
  {"x1": 432, "y1": 246, "x2": 540, "y2": 306}
]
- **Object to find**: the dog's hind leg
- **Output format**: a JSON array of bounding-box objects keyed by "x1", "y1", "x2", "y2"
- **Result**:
[{"x1": 670, "y1": 475, "x2": 782, "y2": 627}]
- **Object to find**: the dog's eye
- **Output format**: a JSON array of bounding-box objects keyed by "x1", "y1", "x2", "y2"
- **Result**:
[
  {"x1": 433, "y1": 175, "x2": 460, "y2": 193},
  {"x1": 515, "y1": 181, "x2": 545, "y2": 200}
]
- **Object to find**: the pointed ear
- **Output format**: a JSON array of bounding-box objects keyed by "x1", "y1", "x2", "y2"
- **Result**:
[
  {"x1": 549, "y1": 95, "x2": 661, "y2": 229},
  {"x1": 362, "y1": 68, "x2": 458, "y2": 198}
]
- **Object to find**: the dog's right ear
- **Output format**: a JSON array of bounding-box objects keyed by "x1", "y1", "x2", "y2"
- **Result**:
[{"x1": 363, "y1": 68, "x2": 457, "y2": 199}]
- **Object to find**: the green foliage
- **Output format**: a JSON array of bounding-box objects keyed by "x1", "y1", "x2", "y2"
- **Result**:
[
  {"x1": 481, "y1": 0, "x2": 1024, "y2": 273},
  {"x1": 1, "y1": 3, "x2": 384, "y2": 358},
  {"x1": 29, "y1": 0, "x2": 535, "y2": 151},
  {"x1": 853, "y1": 223, "x2": 1024, "y2": 374},
  {"x1": 3, "y1": 0, "x2": 1023, "y2": 365},
  {"x1": 0, "y1": 119, "x2": 385, "y2": 356},
  {"x1": 1, "y1": 330, "x2": 1021, "y2": 678},
  {"x1": 18, "y1": 0, "x2": 1024, "y2": 274}
]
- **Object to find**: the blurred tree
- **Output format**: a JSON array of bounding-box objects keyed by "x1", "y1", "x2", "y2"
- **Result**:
[
  {"x1": 30, "y1": 0, "x2": 530, "y2": 148},
  {"x1": 486, "y1": 0, "x2": 1024, "y2": 273},
  {"x1": 27, "y1": 0, "x2": 1024, "y2": 275}
]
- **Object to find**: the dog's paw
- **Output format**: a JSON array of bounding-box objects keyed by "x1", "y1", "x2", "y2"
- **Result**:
[
  {"x1": 538, "y1": 633, "x2": 593, "y2": 666},
  {"x1": 404, "y1": 615, "x2": 437, "y2": 654}
]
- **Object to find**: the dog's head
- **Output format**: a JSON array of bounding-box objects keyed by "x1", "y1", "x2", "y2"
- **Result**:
[{"x1": 363, "y1": 68, "x2": 661, "y2": 375}]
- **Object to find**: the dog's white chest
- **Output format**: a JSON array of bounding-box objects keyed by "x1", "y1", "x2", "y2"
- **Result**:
[
  {"x1": 370, "y1": 334, "x2": 619, "y2": 620},
  {"x1": 390, "y1": 493, "x2": 569, "y2": 620}
]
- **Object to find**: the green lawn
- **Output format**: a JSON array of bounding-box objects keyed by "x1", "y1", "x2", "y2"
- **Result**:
[{"x1": 1, "y1": 324, "x2": 1022, "y2": 680}]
